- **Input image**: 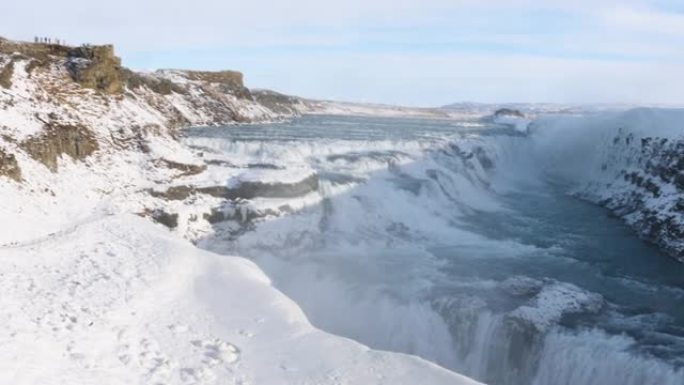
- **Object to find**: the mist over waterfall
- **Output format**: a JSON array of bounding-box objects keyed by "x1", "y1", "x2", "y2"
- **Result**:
[{"x1": 187, "y1": 111, "x2": 684, "y2": 385}]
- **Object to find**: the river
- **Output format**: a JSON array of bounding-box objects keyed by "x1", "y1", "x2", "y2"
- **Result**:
[{"x1": 185, "y1": 115, "x2": 684, "y2": 385}]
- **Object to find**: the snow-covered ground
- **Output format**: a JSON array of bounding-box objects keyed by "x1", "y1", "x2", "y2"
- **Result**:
[
  {"x1": 0, "y1": 214, "x2": 479, "y2": 385},
  {"x1": 298, "y1": 99, "x2": 453, "y2": 119}
]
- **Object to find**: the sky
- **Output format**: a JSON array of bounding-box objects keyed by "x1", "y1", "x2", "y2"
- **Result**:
[{"x1": 2, "y1": 0, "x2": 683, "y2": 106}]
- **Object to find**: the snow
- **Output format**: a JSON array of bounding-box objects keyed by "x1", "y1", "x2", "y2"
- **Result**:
[
  {"x1": 0, "y1": 214, "x2": 479, "y2": 385},
  {"x1": 509, "y1": 282, "x2": 604, "y2": 331},
  {"x1": 0, "y1": 46, "x2": 481, "y2": 384},
  {"x1": 300, "y1": 99, "x2": 453, "y2": 119}
]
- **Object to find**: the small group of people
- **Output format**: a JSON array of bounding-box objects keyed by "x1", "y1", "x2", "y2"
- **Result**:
[{"x1": 34, "y1": 37, "x2": 63, "y2": 45}]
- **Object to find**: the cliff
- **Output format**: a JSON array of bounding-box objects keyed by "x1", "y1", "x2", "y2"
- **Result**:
[
  {"x1": 534, "y1": 109, "x2": 684, "y2": 261},
  {"x1": 67, "y1": 44, "x2": 124, "y2": 93},
  {"x1": 0, "y1": 37, "x2": 297, "y2": 183},
  {"x1": 590, "y1": 121, "x2": 684, "y2": 260}
]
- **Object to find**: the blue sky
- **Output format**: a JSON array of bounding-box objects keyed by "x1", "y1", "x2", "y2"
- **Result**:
[{"x1": 2, "y1": 0, "x2": 683, "y2": 106}]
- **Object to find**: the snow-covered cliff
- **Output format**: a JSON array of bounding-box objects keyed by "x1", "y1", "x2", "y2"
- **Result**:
[
  {"x1": 0, "y1": 38, "x2": 294, "y2": 242},
  {"x1": 530, "y1": 108, "x2": 684, "y2": 261}
]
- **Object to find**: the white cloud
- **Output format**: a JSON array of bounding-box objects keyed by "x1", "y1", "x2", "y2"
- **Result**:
[
  {"x1": 601, "y1": 4, "x2": 684, "y2": 36},
  {"x1": 1, "y1": 0, "x2": 682, "y2": 105},
  {"x1": 230, "y1": 51, "x2": 684, "y2": 106}
]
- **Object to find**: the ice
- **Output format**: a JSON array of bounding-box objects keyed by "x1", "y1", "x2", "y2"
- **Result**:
[{"x1": 509, "y1": 281, "x2": 604, "y2": 331}]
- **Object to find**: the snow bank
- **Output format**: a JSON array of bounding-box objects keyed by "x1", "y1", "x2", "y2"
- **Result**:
[{"x1": 0, "y1": 214, "x2": 479, "y2": 385}]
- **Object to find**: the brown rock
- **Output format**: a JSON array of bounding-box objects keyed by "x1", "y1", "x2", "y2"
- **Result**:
[
  {"x1": 0, "y1": 60, "x2": 14, "y2": 89},
  {"x1": 0, "y1": 149, "x2": 21, "y2": 181},
  {"x1": 67, "y1": 45, "x2": 123, "y2": 94},
  {"x1": 20, "y1": 124, "x2": 99, "y2": 171}
]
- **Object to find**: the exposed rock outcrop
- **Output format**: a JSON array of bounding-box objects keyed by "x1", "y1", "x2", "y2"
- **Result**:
[
  {"x1": 0, "y1": 37, "x2": 72, "y2": 60},
  {"x1": 597, "y1": 135, "x2": 684, "y2": 260},
  {"x1": 0, "y1": 60, "x2": 14, "y2": 89},
  {"x1": 0, "y1": 149, "x2": 21, "y2": 181},
  {"x1": 122, "y1": 69, "x2": 188, "y2": 95},
  {"x1": 573, "y1": 112, "x2": 684, "y2": 262},
  {"x1": 155, "y1": 158, "x2": 207, "y2": 177},
  {"x1": 142, "y1": 209, "x2": 179, "y2": 229},
  {"x1": 67, "y1": 45, "x2": 123, "y2": 94},
  {"x1": 0, "y1": 39, "x2": 124, "y2": 93},
  {"x1": 252, "y1": 89, "x2": 305, "y2": 115},
  {"x1": 494, "y1": 108, "x2": 525, "y2": 118},
  {"x1": 184, "y1": 70, "x2": 251, "y2": 99},
  {"x1": 20, "y1": 124, "x2": 99, "y2": 172},
  {"x1": 203, "y1": 204, "x2": 289, "y2": 225},
  {"x1": 150, "y1": 173, "x2": 320, "y2": 201}
]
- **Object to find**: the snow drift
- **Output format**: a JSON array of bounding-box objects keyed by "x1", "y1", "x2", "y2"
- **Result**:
[{"x1": 0, "y1": 214, "x2": 479, "y2": 385}]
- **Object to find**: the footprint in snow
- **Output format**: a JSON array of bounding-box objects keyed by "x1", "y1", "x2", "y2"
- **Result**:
[
  {"x1": 168, "y1": 323, "x2": 189, "y2": 334},
  {"x1": 191, "y1": 338, "x2": 240, "y2": 366},
  {"x1": 180, "y1": 366, "x2": 216, "y2": 383}
]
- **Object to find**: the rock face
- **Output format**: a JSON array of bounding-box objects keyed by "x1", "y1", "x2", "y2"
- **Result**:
[
  {"x1": 0, "y1": 36, "x2": 299, "y2": 185},
  {"x1": 20, "y1": 124, "x2": 99, "y2": 172},
  {"x1": 0, "y1": 60, "x2": 14, "y2": 89},
  {"x1": 0, "y1": 37, "x2": 72, "y2": 59},
  {"x1": 252, "y1": 89, "x2": 305, "y2": 115},
  {"x1": 0, "y1": 149, "x2": 21, "y2": 181},
  {"x1": 184, "y1": 70, "x2": 251, "y2": 99},
  {"x1": 144, "y1": 209, "x2": 179, "y2": 229},
  {"x1": 494, "y1": 108, "x2": 525, "y2": 118},
  {"x1": 67, "y1": 45, "x2": 123, "y2": 94},
  {"x1": 151, "y1": 173, "x2": 320, "y2": 201},
  {"x1": 598, "y1": 135, "x2": 684, "y2": 260},
  {"x1": 0, "y1": 39, "x2": 125, "y2": 94},
  {"x1": 570, "y1": 112, "x2": 684, "y2": 262},
  {"x1": 122, "y1": 69, "x2": 187, "y2": 96}
]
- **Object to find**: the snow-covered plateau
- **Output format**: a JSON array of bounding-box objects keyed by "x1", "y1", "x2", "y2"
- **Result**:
[{"x1": 1, "y1": 37, "x2": 683, "y2": 385}]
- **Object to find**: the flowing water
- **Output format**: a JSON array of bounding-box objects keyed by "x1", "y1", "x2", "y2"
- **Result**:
[{"x1": 185, "y1": 115, "x2": 684, "y2": 385}]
